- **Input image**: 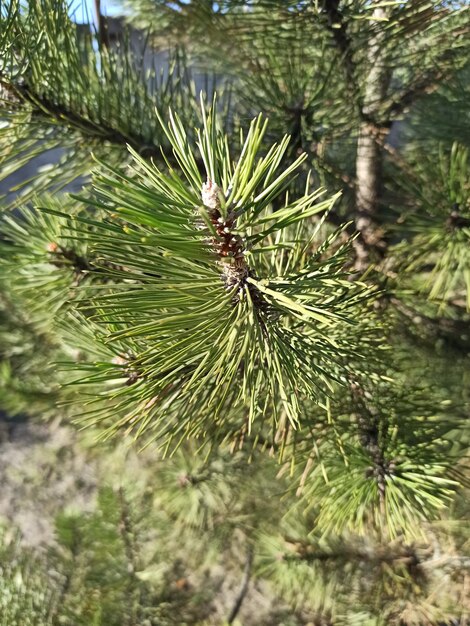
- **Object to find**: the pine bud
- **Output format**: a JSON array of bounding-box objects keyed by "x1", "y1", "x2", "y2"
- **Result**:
[
  {"x1": 111, "y1": 355, "x2": 127, "y2": 366},
  {"x1": 201, "y1": 179, "x2": 221, "y2": 212}
]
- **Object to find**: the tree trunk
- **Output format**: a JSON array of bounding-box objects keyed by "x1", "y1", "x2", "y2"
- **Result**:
[
  {"x1": 94, "y1": 0, "x2": 109, "y2": 48},
  {"x1": 354, "y1": 123, "x2": 384, "y2": 268},
  {"x1": 354, "y1": 6, "x2": 390, "y2": 269}
]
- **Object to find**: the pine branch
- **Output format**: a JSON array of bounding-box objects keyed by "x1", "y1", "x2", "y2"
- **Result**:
[
  {"x1": 46, "y1": 101, "x2": 376, "y2": 447},
  {"x1": 390, "y1": 297, "x2": 470, "y2": 352},
  {"x1": 421, "y1": 556, "x2": 470, "y2": 571},
  {"x1": 52, "y1": 518, "x2": 83, "y2": 622},
  {"x1": 117, "y1": 487, "x2": 141, "y2": 626},
  {"x1": 282, "y1": 536, "x2": 421, "y2": 568},
  {"x1": 320, "y1": 0, "x2": 360, "y2": 112},
  {"x1": 386, "y1": 63, "x2": 450, "y2": 120},
  {"x1": 226, "y1": 544, "x2": 254, "y2": 625},
  {"x1": 349, "y1": 379, "x2": 388, "y2": 504},
  {"x1": 0, "y1": 0, "x2": 217, "y2": 196},
  {"x1": 3, "y1": 77, "x2": 162, "y2": 159}
]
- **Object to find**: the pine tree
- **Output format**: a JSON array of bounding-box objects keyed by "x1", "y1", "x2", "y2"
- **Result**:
[{"x1": 1, "y1": 1, "x2": 470, "y2": 624}]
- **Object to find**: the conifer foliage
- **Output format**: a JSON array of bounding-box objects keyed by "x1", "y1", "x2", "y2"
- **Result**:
[
  {"x1": 49, "y1": 104, "x2": 374, "y2": 447},
  {"x1": 1, "y1": 0, "x2": 470, "y2": 624}
]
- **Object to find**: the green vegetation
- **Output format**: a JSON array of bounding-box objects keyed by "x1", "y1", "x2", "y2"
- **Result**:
[{"x1": 0, "y1": 1, "x2": 469, "y2": 624}]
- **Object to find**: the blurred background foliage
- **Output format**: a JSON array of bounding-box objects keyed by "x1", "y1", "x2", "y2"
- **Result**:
[{"x1": 1, "y1": 0, "x2": 470, "y2": 624}]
